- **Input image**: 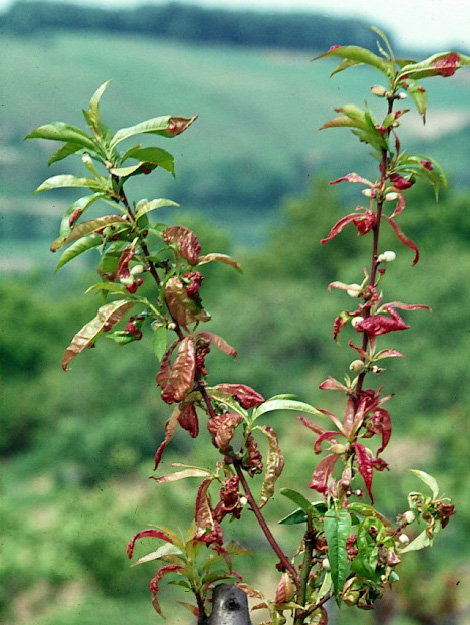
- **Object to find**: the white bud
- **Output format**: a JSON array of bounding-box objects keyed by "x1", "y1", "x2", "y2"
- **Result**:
[
  {"x1": 403, "y1": 510, "x2": 416, "y2": 524},
  {"x1": 167, "y1": 323, "x2": 176, "y2": 331},
  {"x1": 329, "y1": 443, "x2": 348, "y2": 454},
  {"x1": 351, "y1": 316, "x2": 364, "y2": 329},
  {"x1": 119, "y1": 275, "x2": 133, "y2": 286},
  {"x1": 322, "y1": 558, "x2": 331, "y2": 571},
  {"x1": 377, "y1": 251, "x2": 396, "y2": 263},
  {"x1": 397, "y1": 92, "x2": 407, "y2": 99},
  {"x1": 361, "y1": 188, "x2": 373, "y2": 198},
  {"x1": 398, "y1": 534, "x2": 410, "y2": 546},
  {"x1": 239, "y1": 496, "x2": 248, "y2": 507},
  {"x1": 130, "y1": 264, "x2": 144, "y2": 276},
  {"x1": 349, "y1": 360, "x2": 365, "y2": 373},
  {"x1": 385, "y1": 192, "x2": 398, "y2": 201},
  {"x1": 346, "y1": 284, "x2": 362, "y2": 298},
  {"x1": 371, "y1": 365, "x2": 381, "y2": 374},
  {"x1": 370, "y1": 85, "x2": 387, "y2": 97}
]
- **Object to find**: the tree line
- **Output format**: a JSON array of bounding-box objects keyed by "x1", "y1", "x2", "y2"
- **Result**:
[{"x1": 1, "y1": 1, "x2": 388, "y2": 51}]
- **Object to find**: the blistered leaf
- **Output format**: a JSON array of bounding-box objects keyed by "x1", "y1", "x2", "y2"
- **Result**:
[
  {"x1": 110, "y1": 115, "x2": 198, "y2": 147},
  {"x1": 160, "y1": 336, "x2": 196, "y2": 404},
  {"x1": 275, "y1": 573, "x2": 295, "y2": 605},
  {"x1": 162, "y1": 226, "x2": 201, "y2": 264},
  {"x1": 177, "y1": 403, "x2": 199, "y2": 438},
  {"x1": 165, "y1": 276, "x2": 210, "y2": 327},
  {"x1": 54, "y1": 233, "x2": 102, "y2": 272},
  {"x1": 354, "y1": 443, "x2": 388, "y2": 503},
  {"x1": 324, "y1": 510, "x2": 352, "y2": 599},
  {"x1": 215, "y1": 384, "x2": 264, "y2": 409},
  {"x1": 62, "y1": 299, "x2": 135, "y2": 370},
  {"x1": 197, "y1": 253, "x2": 241, "y2": 271},
  {"x1": 207, "y1": 412, "x2": 243, "y2": 450},
  {"x1": 150, "y1": 565, "x2": 185, "y2": 616},
  {"x1": 24, "y1": 122, "x2": 98, "y2": 152},
  {"x1": 409, "y1": 469, "x2": 440, "y2": 499},
  {"x1": 398, "y1": 51, "x2": 470, "y2": 81},
  {"x1": 196, "y1": 331, "x2": 237, "y2": 358},
  {"x1": 117, "y1": 244, "x2": 136, "y2": 280},
  {"x1": 59, "y1": 193, "x2": 106, "y2": 238},
  {"x1": 134, "y1": 198, "x2": 179, "y2": 221},
  {"x1": 195, "y1": 477, "x2": 215, "y2": 538},
  {"x1": 234, "y1": 583, "x2": 264, "y2": 599},
  {"x1": 309, "y1": 454, "x2": 338, "y2": 494},
  {"x1": 51, "y1": 215, "x2": 127, "y2": 252},
  {"x1": 154, "y1": 407, "x2": 179, "y2": 469},
  {"x1": 257, "y1": 426, "x2": 284, "y2": 508}
]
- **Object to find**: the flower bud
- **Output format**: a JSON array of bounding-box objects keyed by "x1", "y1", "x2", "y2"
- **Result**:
[
  {"x1": 361, "y1": 188, "x2": 374, "y2": 198},
  {"x1": 351, "y1": 316, "x2": 364, "y2": 329},
  {"x1": 370, "y1": 85, "x2": 387, "y2": 97},
  {"x1": 130, "y1": 264, "x2": 144, "y2": 275},
  {"x1": 378, "y1": 251, "x2": 396, "y2": 263},
  {"x1": 397, "y1": 92, "x2": 407, "y2": 99},
  {"x1": 239, "y1": 496, "x2": 248, "y2": 507},
  {"x1": 349, "y1": 359, "x2": 365, "y2": 373},
  {"x1": 168, "y1": 323, "x2": 176, "y2": 331},
  {"x1": 403, "y1": 510, "x2": 416, "y2": 524},
  {"x1": 385, "y1": 192, "x2": 398, "y2": 201},
  {"x1": 329, "y1": 443, "x2": 348, "y2": 454},
  {"x1": 322, "y1": 558, "x2": 331, "y2": 571},
  {"x1": 398, "y1": 534, "x2": 410, "y2": 545},
  {"x1": 346, "y1": 284, "x2": 362, "y2": 297}
]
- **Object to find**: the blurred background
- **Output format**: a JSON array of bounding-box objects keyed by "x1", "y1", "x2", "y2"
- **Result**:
[{"x1": 1, "y1": 1, "x2": 469, "y2": 624}]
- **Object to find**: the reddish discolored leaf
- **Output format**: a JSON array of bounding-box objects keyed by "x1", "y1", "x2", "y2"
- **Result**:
[
  {"x1": 321, "y1": 209, "x2": 375, "y2": 244},
  {"x1": 197, "y1": 252, "x2": 241, "y2": 271},
  {"x1": 50, "y1": 215, "x2": 127, "y2": 252},
  {"x1": 366, "y1": 407, "x2": 392, "y2": 454},
  {"x1": 178, "y1": 402, "x2": 199, "y2": 438},
  {"x1": 431, "y1": 52, "x2": 461, "y2": 77},
  {"x1": 154, "y1": 407, "x2": 179, "y2": 469},
  {"x1": 309, "y1": 453, "x2": 338, "y2": 494},
  {"x1": 329, "y1": 173, "x2": 373, "y2": 186},
  {"x1": 195, "y1": 477, "x2": 224, "y2": 546},
  {"x1": 196, "y1": 331, "x2": 237, "y2": 358},
  {"x1": 126, "y1": 528, "x2": 176, "y2": 559},
  {"x1": 62, "y1": 299, "x2": 135, "y2": 370},
  {"x1": 274, "y1": 573, "x2": 295, "y2": 605},
  {"x1": 165, "y1": 276, "x2": 210, "y2": 327},
  {"x1": 160, "y1": 336, "x2": 196, "y2": 404},
  {"x1": 298, "y1": 416, "x2": 325, "y2": 437},
  {"x1": 149, "y1": 565, "x2": 185, "y2": 615},
  {"x1": 207, "y1": 412, "x2": 243, "y2": 451},
  {"x1": 314, "y1": 430, "x2": 343, "y2": 454},
  {"x1": 389, "y1": 173, "x2": 414, "y2": 190},
  {"x1": 168, "y1": 115, "x2": 198, "y2": 136},
  {"x1": 383, "y1": 215, "x2": 420, "y2": 264},
  {"x1": 355, "y1": 311, "x2": 409, "y2": 337},
  {"x1": 117, "y1": 244, "x2": 136, "y2": 280},
  {"x1": 156, "y1": 340, "x2": 179, "y2": 389},
  {"x1": 390, "y1": 191, "x2": 406, "y2": 218},
  {"x1": 258, "y1": 426, "x2": 285, "y2": 508},
  {"x1": 214, "y1": 384, "x2": 265, "y2": 409},
  {"x1": 353, "y1": 443, "x2": 388, "y2": 503},
  {"x1": 162, "y1": 225, "x2": 201, "y2": 264},
  {"x1": 244, "y1": 434, "x2": 263, "y2": 476},
  {"x1": 319, "y1": 376, "x2": 348, "y2": 392}
]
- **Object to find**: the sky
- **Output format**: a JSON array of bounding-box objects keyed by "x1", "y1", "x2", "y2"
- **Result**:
[{"x1": 1, "y1": 0, "x2": 469, "y2": 51}]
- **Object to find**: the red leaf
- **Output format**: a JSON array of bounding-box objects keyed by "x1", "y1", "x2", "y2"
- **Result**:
[
  {"x1": 117, "y1": 244, "x2": 135, "y2": 280},
  {"x1": 390, "y1": 191, "x2": 406, "y2": 218},
  {"x1": 314, "y1": 430, "x2": 343, "y2": 454},
  {"x1": 354, "y1": 443, "x2": 388, "y2": 503},
  {"x1": 321, "y1": 213, "x2": 358, "y2": 244},
  {"x1": 355, "y1": 312, "x2": 409, "y2": 337},
  {"x1": 149, "y1": 565, "x2": 185, "y2": 615},
  {"x1": 126, "y1": 529, "x2": 175, "y2": 559},
  {"x1": 275, "y1": 573, "x2": 295, "y2": 605},
  {"x1": 178, "y1": 402, "x2": 199, "y2": 438},
  {"x1": 368, "y1": 407, "x2": 392, "y2": 454},
  {"x1": 160, "y1": 337, "x2": 196, "y2": 404},
  {"x1": 431, "y1": 52, "x2": 460, "y2": 77},
  {"x1": 329, "y1": 173, "x2": 373, "y2": 186},
  {"x1": 214, "y1": 383, "x2": 264, "y2": 409},
  {"x1": 165, "y1": 276, "x2": 210, "y2": 327},
  {"x1": 319, "y1": 376, "x2": 348, "y2": 392},
  {"x1": 309, "y1": 453, "x2": 338, "y2": 494},
  {"x1": 298, "y1": 416, "x2": 325, "y2": 436},
  {"x1": 381, "y1": 301, "x2": 431, "y2": 312},
  {"x1": 162, "y1": 226, "x2": 201, "y2": 264},
  {"x1": 382, "y1": 215, "x2": 420, "y2": 265},
  {"x1": 156, "y1": 340, "x2": 179, "y2": 389},
  {"x1": 244, "y1": 434, "x2": 263, "y2": 476},
  {"x1": 168, "y1": 115, "x2": 198, "y2": 136},
  {"x1": 194, "y1": 477, "x2": 224, "y2": 546},
  {"x1": 197, "y1": 331, "x2": 237, "y2": 357},
  {"x1": 207, "y1": 412, "x2": 243, "y2": 451},
  {"x1": 348, "y1": 340, "x2": 368, "y2": 360},
  {"x1": 154, "y1": 407, "x2": 179, "y2": 469},
  {"x1": 333, "y1": 312, "x2": 350, "y2": 342},
  {"x1": 389, "y1": 173, "x2": 414, "y2": 190}
]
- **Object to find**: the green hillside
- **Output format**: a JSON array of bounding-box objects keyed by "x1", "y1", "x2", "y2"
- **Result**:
[{"x1": 1, "y1": 30, "x2": 469, "y2": 257}]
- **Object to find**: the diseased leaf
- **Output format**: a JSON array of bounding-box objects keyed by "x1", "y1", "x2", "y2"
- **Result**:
[
  {"x1": 126, "y1": 528, "x2": 178, "y2": 559},
  {"x1": 162, "y1": 226, "x2": 201, "y2": 264},
  {"x1": 324, "y1": 509, "x2": 352, "y2": 599},
  {"x1": 154, "y1": 406, "x2": 180, "y2": 469},
  {"x1": 399, "y1": 528, "x2": 434, "y2": 553},
  {"x1": 150, "y1": 565, "x2": 185, "y2": 616},
  {"x1": 62, "y1": 299, "x2": 135, "y2": 370},
  {"x1": 151, "y1": 468, "x2": 211, "y2": 483},
  {"x1": 398, "y1": 51, "x2": 470, "y2": 81},
  {"x1": 51, "y1": 215, "x2": 127, "y2": 252},
  {"x1": 110, "y1": 115, "x2": 198, "y2": 147},
  {"x1": 165, "y1": 276, "x2": 210, "y2": 327},
  {"x1": 309, "y1": 454, "x2": 338, "y2": 494},
  {"x1": 195, "y1": 477, "x2": 215, "y2": 538},
  {"x1": 257, "y1": 426, "x2": 284, "y2": 508},
  {"x1": 160, "y1": 336, "x2": 196, "y2": 404},
  {"x1": 123, "y1": 147, "x2": 175, "y2": 176},
  {"x1": 59, "y1": 193, "x2": 106, "y2": 238},
  {"x1": 409, "y1": 469, "x2": 440, "y2": 499},
  {"x1": 207, "y1": 412, "x2": 243, "y2": 450},
  {"x1": 215, "y1": 384, "x2": 264, "y2": 409},
  {"x1": 197, "y1": 253, "x2": 241, "y2": 271},
  {"x1": 197, "y1": 331, "x2": 237, "y2": 357},
  {"x1": 275, "y1": 573, "x2": 295, "y2": 605},
  {"x1": 54, "y1": 233, "x2": 102, "y2": 272}
]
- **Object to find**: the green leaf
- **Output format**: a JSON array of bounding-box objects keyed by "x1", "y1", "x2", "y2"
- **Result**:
[
  {"x1": 35, "y1": 174, "x2": 109, "y2": 194},
  {"x1": 312, "y1": 45, "x2": 391, "y2": 76},
  {"x1": 409, "y1": 469, "x2": 440, "y2": 499},
  {"x1": 278, "y1": 501, "x2": 328, "y2": 525},
  {"x1": 109, "y1": 164, "x2": 145, "y2": 177},
  {"x1": 123, "y1": 147, "x2": 175, "y2": 176},
  {"x1": 62, "y1": 299, "x2": 135, "y2": 370},
  {"x1": 398, "y1": 51, "x2": 470, "y2": 81},
  {"x1": 134, "y1": 198, "x2": 179, "y2": 221},
  {"x1": 85, "y1": 282, "x2": 128, "y2": 296},
  {"x1": 324, "y1": 509, "x2": 352, "y2": 600},
  {"x1": 24, "y1": 122, "x2": 98, "y2": 152},
  {"x1": 54, "y1": 233, "x2": 102, "y2": 272},
  {"x1": 351, "y1": 519, "x2": 379, "y2": 581},
  {"x1": 88, "y1": 80, "x2": 112, "y2": 129},
  {"x1": 399, "y1": 528, "x2": 434, "y2": 553},
  {"x1": 48, "y1": 142, "x2": 82, "y2": 165},
  {"x1": 320, "y1": 116, "x2": 365, "y2": 131},
  {"x1": 110, "y1": 115, "x2": 197, "y2": 148},
  {"x1": 280, "y1": 488, "x2": 313, "y2": 513},
  {"x1": 51, "y1": 215, "x2": 127, "y2": 252},
  {"x1": 402, "y1": 78, "x2": 428, "y2": 123},
  {"x1": 131, "y1": 543, "x2": 183, "y2": 567},
  {"x1": 369, "y1": 26, "x2": 395, "y2": 63},
  {"x1": 252, "y1": 398, "x2": 321, "y2": 421},
  {"x1": 330, "y1": 58, "x2": 363, "y2": 77},
  {"x1": 153, "y1": 324, "x2": 167, "y2": 361}
]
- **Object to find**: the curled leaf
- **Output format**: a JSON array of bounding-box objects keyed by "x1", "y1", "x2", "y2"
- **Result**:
[
  {"x1": 154, "y1": 407, "x2": 180, "y2": 469},
  {"x1": 165, "y1": 276, "x2": 210, "y2": 327},
  {"x1": 197, "y1": 253, "x2": 241, "y2": 271},
  {"x1": 214, "y1": 384, "x2": 264, "y2": 409},
  {"x1": 207, "y1": 412, "x2": 243, "y2": 451},
  {"x1": 51, "y1": 215, "x2": 127, "y2": 252},
  {"x1": 160, "y1": 336, "x2": 196, "y2": 404},
  {"x1": 257, "y1": 426, "x2": 284, "y2": 508},
  {"x1": 354, "y1": 443, "x2": 388, "y2": 503},
  {"x1": 178, "y1": 402, "x2": 199, "y2": 438},
  {"x1": 62, "y1": 299, "x2": 135, "y2": 370},
  {"x1": 162, "y1": 225, "x2": 201, "y2": 264},
  {"x1": 309, "y1": 454, "x2": 338, "y2": 494},
  {"x1": 275, "y1": 573, "x2": 295, "y2": 605},
  {"x1": 149, "y1": 565, "x2": 185, "y2": 615},
  {"x1": 151, "y1": 468, "x2": 210, "y2": 483},
  {"x1": 197, "y1": 331, "x2": 237, "y2": 358},
  {"x1": 126, "y1": 528, "x2": 176, "y2": 559}
]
